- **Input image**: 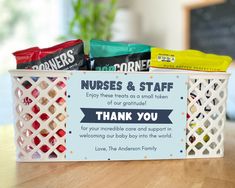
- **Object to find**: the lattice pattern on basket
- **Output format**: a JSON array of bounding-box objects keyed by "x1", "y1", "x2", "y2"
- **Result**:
[
  {"x1": 12, "y1": 75, "x2": 67, "y2": 161},
  {"x1": 11, "y1": 72, "x2": 229, "y2": 161},
  {"x1": 186, "y1": 76, "x2": 228, "y2": 158}
]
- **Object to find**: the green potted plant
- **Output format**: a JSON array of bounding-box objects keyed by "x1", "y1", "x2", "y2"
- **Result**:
[{"x1": 65, "y1": 0, "x2": 117, "y2": 53}]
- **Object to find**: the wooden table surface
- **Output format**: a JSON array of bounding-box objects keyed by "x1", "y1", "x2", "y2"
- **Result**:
[{"x1": 0, "y1": 122, "x2": 235, "y2": 188}]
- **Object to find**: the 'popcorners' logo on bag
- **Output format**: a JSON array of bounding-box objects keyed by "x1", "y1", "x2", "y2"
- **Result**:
[
  {"x1": 95, "y1": 60, "x2": 150, "y2": 72},
  {"x1": 93, "y1": 51, "x2": 150, "y2": 72},
  {"x1": 32, "y1": 49, "x2": 75, "y2": 70}
]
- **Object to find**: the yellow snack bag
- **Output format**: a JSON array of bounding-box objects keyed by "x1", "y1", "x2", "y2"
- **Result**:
[{"x1": 150, "y1": 48, "x2": 232, "y2": 72}]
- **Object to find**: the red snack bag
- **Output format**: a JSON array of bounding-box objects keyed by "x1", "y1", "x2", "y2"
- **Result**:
[
  {"x1": 13, "y1": 39, "x2": 86, "y2": 70},
  {"x1": 13, "y1": 47, "x2": 40, "y2": 69}
]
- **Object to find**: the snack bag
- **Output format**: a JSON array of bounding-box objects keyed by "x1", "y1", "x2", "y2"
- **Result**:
[
  {"x1": 13, "y1": 47, "x2": 41, "y2": 69},
  {"x1": 13, "y1": 39, "x2": 86, "y2": 70},
  {"x1": 150, "y1": 48, "x2": 232, "y2": 72},
  {"x1": 90, "y1": 40, "x2": 151, "y2": 71},
  {"x1": 82, "y1": 54, "x2": 91, "y2": 70}
]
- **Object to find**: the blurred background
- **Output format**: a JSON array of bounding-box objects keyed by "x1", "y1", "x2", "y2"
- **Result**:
[{"x1": 0, "y1": 0, "x2": 235, "y2": 125}]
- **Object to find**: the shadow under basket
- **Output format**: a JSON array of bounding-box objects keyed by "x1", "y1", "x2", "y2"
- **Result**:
[{"x1": 9, "y1": 70, "x2": 230, "y2": 162}]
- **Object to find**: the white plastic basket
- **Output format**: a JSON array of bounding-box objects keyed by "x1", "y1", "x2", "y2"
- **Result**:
[{"x1": 9, "y1": 70, "x2": 230, "y2": 161}]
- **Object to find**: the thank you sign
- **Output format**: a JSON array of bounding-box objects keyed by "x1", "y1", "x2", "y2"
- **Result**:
[{"x1": 67, "y1": 72, "x2": 188, "y2": 161}]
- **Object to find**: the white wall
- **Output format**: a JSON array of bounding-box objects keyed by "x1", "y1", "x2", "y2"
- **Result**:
[{"x1": 118, "y1": 0, "x2": 191, "y2": 50}]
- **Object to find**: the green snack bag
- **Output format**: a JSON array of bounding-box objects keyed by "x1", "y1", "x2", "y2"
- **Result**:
[{"x1": 90, "y1": 40, "x2": 151, "y2": 71}]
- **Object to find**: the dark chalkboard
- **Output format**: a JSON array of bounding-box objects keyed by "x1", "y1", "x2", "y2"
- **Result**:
[{"x1": 190, "y1": 0, "x2": 235, "y2": 58}]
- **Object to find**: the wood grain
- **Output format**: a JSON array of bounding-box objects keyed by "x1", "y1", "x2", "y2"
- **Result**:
[{"x1": 0, "y1": 121, "x2": 235, "y2": 188}]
